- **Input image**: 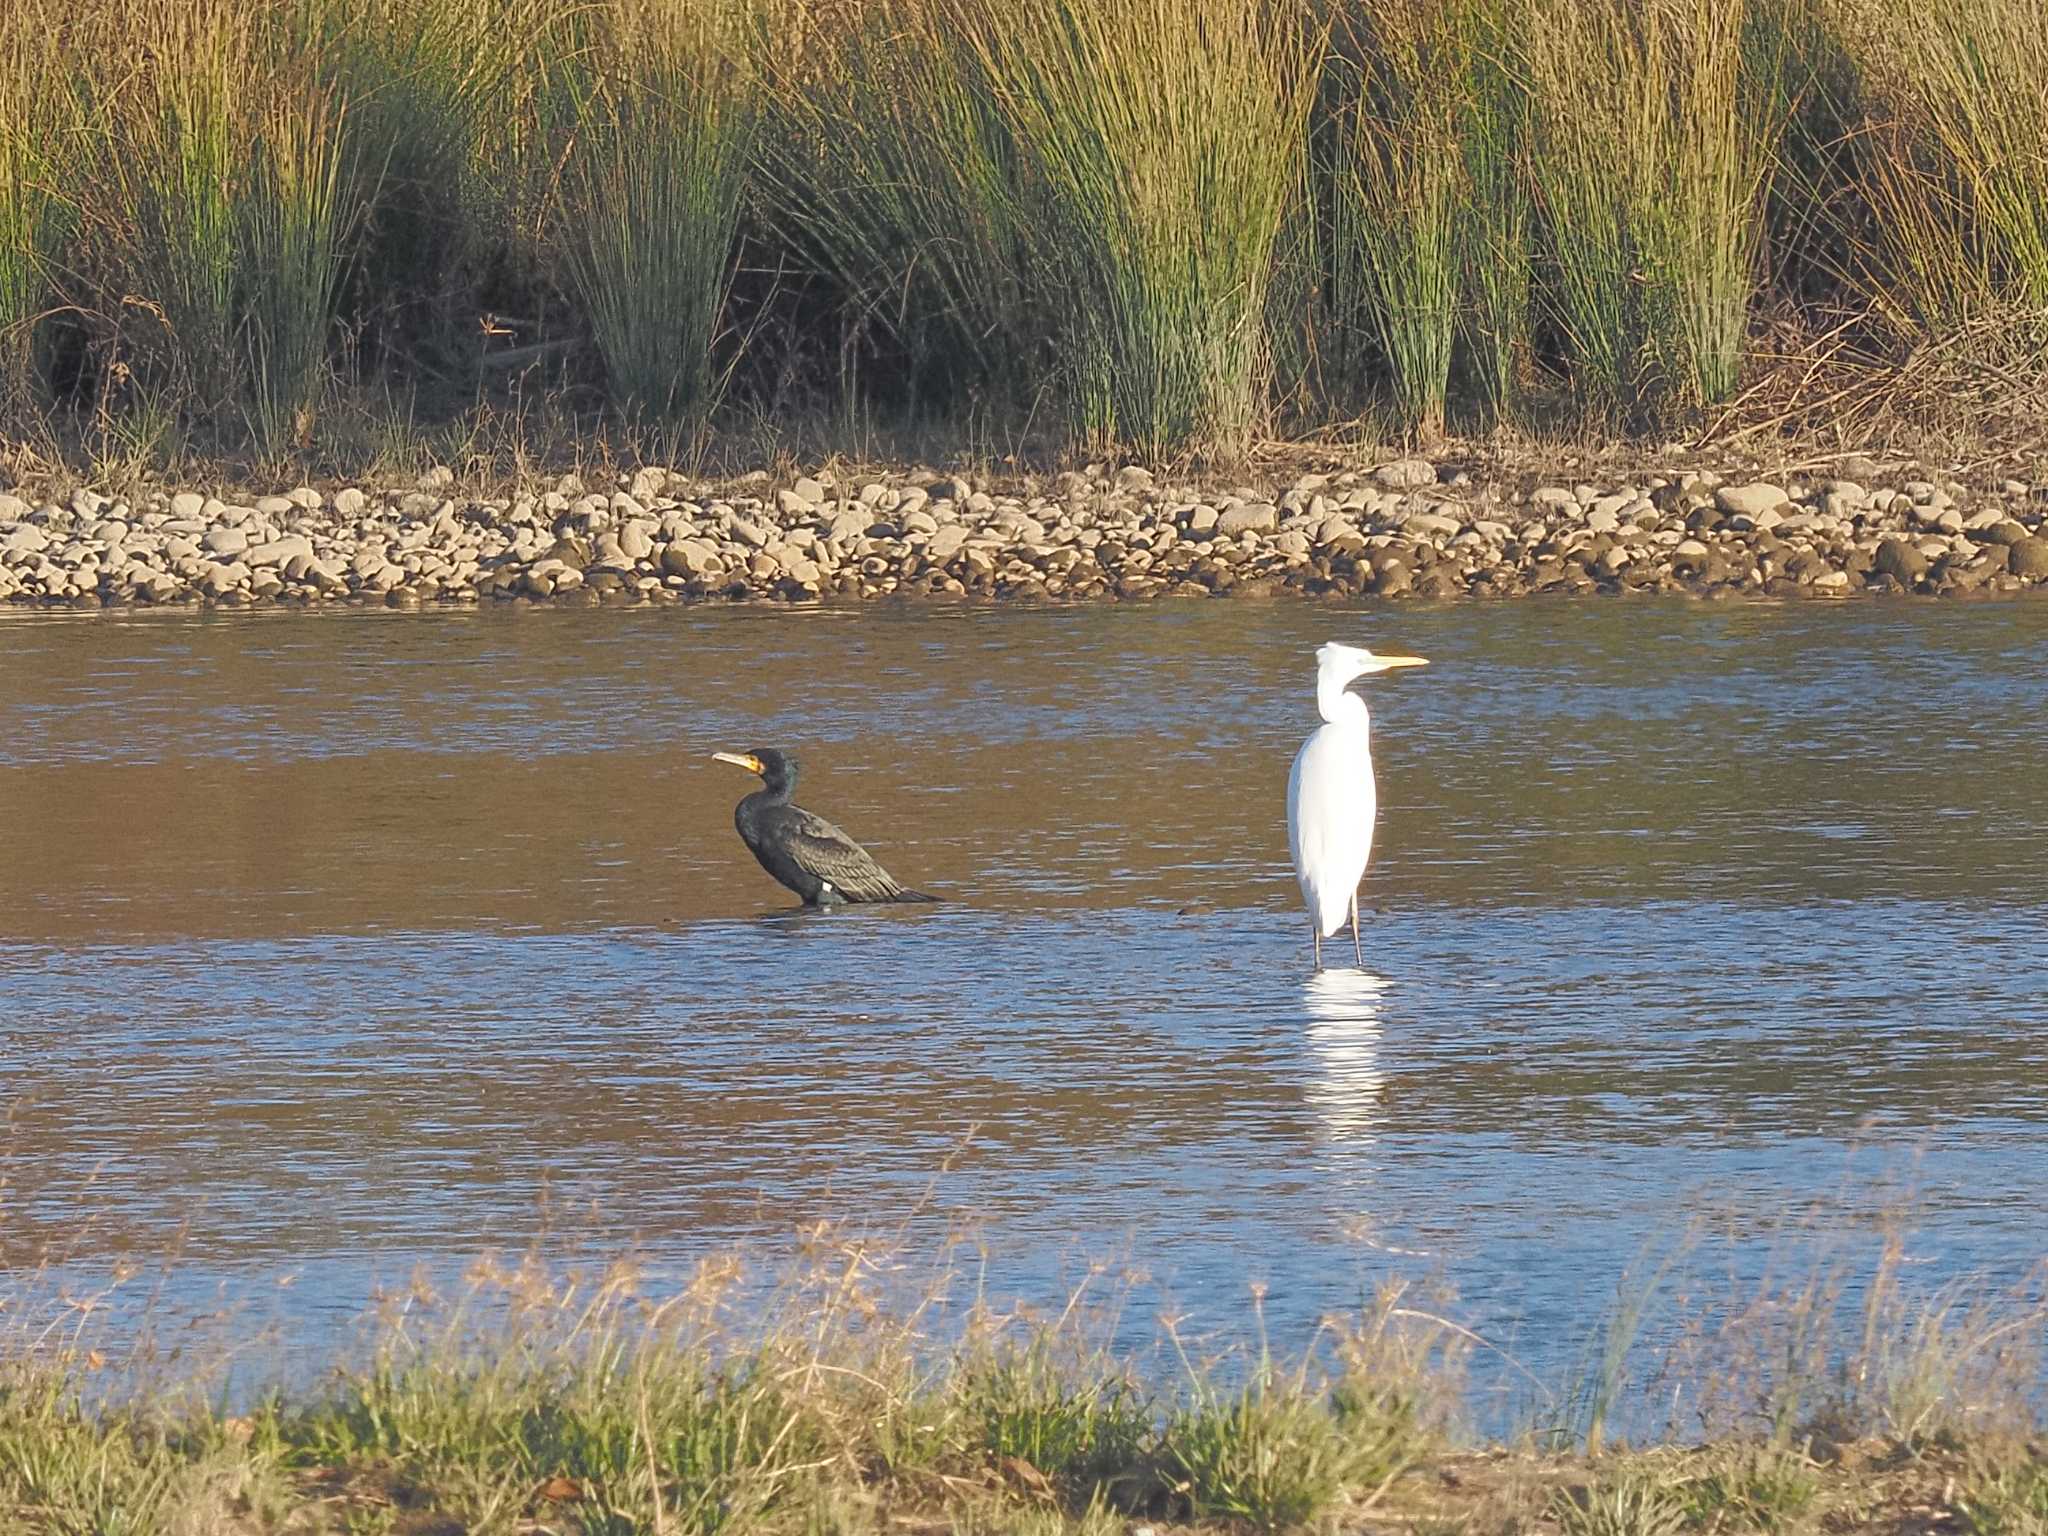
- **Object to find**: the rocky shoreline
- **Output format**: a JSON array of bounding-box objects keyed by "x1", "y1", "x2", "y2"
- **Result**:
[{"x1": 3, "y1": 455, "x2": 2047, "y2": 610}]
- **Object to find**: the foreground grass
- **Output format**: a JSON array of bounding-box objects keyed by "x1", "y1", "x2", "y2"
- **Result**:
[{"x1": 3, "y1": 1229, "x2": 2043, "y2": 1536}]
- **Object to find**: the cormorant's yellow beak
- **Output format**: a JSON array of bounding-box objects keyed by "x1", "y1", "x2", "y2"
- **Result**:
[{"x1": 712, "y1": 751, "x2": 764, "y2": 775}]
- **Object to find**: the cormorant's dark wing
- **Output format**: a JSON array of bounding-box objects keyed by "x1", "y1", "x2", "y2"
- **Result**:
[{"x1": 783, "y1": 808, "x2": 914, "y2": 902}]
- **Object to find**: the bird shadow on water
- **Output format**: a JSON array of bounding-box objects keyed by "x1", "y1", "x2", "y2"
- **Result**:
[{"x1": 741, "y1": 900, "x2": 956, "y2": 926}]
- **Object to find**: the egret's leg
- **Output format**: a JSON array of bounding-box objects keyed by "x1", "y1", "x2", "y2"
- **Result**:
[
  {"x1": 1350, "y1": 891, "x2": 1363, "y2": 966},
  {"x1": 1311, "y1": 919, "x2": 1322, "y2": 971}
]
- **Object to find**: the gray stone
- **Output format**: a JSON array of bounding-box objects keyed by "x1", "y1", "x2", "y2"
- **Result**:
[
  {"x1": 618, "y1": 521, "x2": 656, "y2": 561},
  {"x1": 926, "y1": 525, "x2": 970, "y2": 563},
  {"x1": 201, "y1": 560, "x2": 251, "y2": 597},
  {"x1": 334, "y1": 487, "x2": 367, "y2": 517},
  {"x1": 1403, "y1": 511, "x2": 1461, "y2": 539},
  {"x1": 1215, "y1": 504, "x2": 1277, "y2": 537},
  {"x1": 1715, "y1": 483, "x2": 1790, "y2": 518},
  {"x1": 545, "y1": 537, "x2": 590, "y2": 571},
  {"x1": 1875, "y1": 538, "x2": 1930, "y2": 584},
  {"x1": 1587, "y1": 492, "x2": 1634, "y2": 521},
  {"x1": 990, "y1": 509, "x2": 1048, "y2": 542},
  {"x1": 660, "y1": 540, "x2": 720, "y2": 578},
  {"x1": 245, "y1": 535, "x2": 313, "y2": 568},
  {"x1": 203, "y1": 527, "x2": 250, "y2": 556},
  {"x1": 1372, "y1": 457, "x2": 1436, "y2": 490},
  {"x1": 170, "y1": 491, "x2": 206, "y2": 519},
  {"x1": 2009, "y1": 537, "x2": 2048, "y2": 581},
  {"x1": 792, "y1": 475, "x2": 828, "y2": 505}
]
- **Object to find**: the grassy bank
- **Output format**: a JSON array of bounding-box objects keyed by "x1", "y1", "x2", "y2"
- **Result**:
[
  {"x1": 3, "y1": 0, "x2": 2048, "y2": 478},
  {"x1": 5, "y1": 1226, "x2": 2045, "y2": 1535}
]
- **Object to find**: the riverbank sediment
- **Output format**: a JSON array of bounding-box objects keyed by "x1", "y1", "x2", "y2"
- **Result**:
[{"x1": 4, "y1": 454, "x2": 2047, "y2": 611}]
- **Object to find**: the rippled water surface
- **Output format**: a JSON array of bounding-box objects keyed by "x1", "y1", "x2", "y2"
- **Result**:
[{"x1": 3, "y1": 598, "x2": 2045, "y2": 1403}]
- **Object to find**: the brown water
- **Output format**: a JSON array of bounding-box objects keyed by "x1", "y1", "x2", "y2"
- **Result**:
[{"x1": 3, "y1": 598, "x2": 2046, "y2": 1406}]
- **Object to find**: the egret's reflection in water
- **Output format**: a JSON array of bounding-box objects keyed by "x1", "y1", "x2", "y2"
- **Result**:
[{"x1": 1302, "y1": 968, "x2": 1387, "y2": 1152}]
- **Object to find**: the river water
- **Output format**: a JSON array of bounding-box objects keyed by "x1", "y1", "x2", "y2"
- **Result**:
[{"x1": 2, "y1": 597, "x2": 2044, "y2": 1420}]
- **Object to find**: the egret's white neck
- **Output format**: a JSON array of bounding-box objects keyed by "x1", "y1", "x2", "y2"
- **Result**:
[{"x1": 1316, "y1": 673, "x2": 1371, "y2": 728}]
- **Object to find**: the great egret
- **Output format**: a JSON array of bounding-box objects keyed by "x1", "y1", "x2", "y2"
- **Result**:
[
  {"x1": 712, "y1": 748, "x2": 936, "y2": 905},
  {"x1": 1286, "y1": 642, "x2": 1428, "y2": 968}
]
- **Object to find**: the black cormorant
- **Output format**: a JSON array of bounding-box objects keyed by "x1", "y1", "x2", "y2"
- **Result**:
[{"x1": 711, "y1": 748, "x2": 936, "y2": 906}]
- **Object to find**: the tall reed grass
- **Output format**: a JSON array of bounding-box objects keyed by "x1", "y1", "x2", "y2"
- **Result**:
[
  {"x1": 0, "y1": 1, "x2": 79, "y2": 411},
  {"x1": 756, "y1": 0, "x2": 1035, "y2": 409},
  {"x1": 556, "y1": 0, "x2": 757, "y2": 426},
  {"x1": 1523, "y1": 0, "x2": 1784, "y2": 422},
  {"x1": 1824, "y1": 0, "x2": 2048, "y2": 331},
  {"x1": 101, "y1": 0, "x2": 250, "y2": 419},
  {"x1": 322, "y1": 0, "x2": 556, "y2": 371},
  {"x1": 954, "y1": 0, "x2": 1316, "y2": 455},
  {"x1": 2, "y1": 0, "x2": 2046, "y2": 466},
  {"x1": 1453, "y1": 0, "x2": 1529, "y2": 427},
  {"x1": 1321, "y1": 0, "x2": 1479, "y2": 439},
  {"x1": 238, "y1": 81, "x2": 365, "y2": 457}
]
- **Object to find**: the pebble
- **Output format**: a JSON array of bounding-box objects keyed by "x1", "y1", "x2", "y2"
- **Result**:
[
  {"x1": 1716, "y1": 482, "x2": 1788, "y2": 518},
  {"x1": 2, "y1": 461, "x2": 2046, "y2": 611},
  {"x1": 1215, "y1": 504, "x2": 1277, "y2": 537}
]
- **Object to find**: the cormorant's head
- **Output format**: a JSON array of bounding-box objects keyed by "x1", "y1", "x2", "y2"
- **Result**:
[{"x1": 712, "y1": 747, "x2": 797, "y2": 795}]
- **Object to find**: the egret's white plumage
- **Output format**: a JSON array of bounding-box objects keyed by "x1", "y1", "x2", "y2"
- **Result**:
[{"x1": 1286, "y1": 641, "x2": 1428, "y2": 968}]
